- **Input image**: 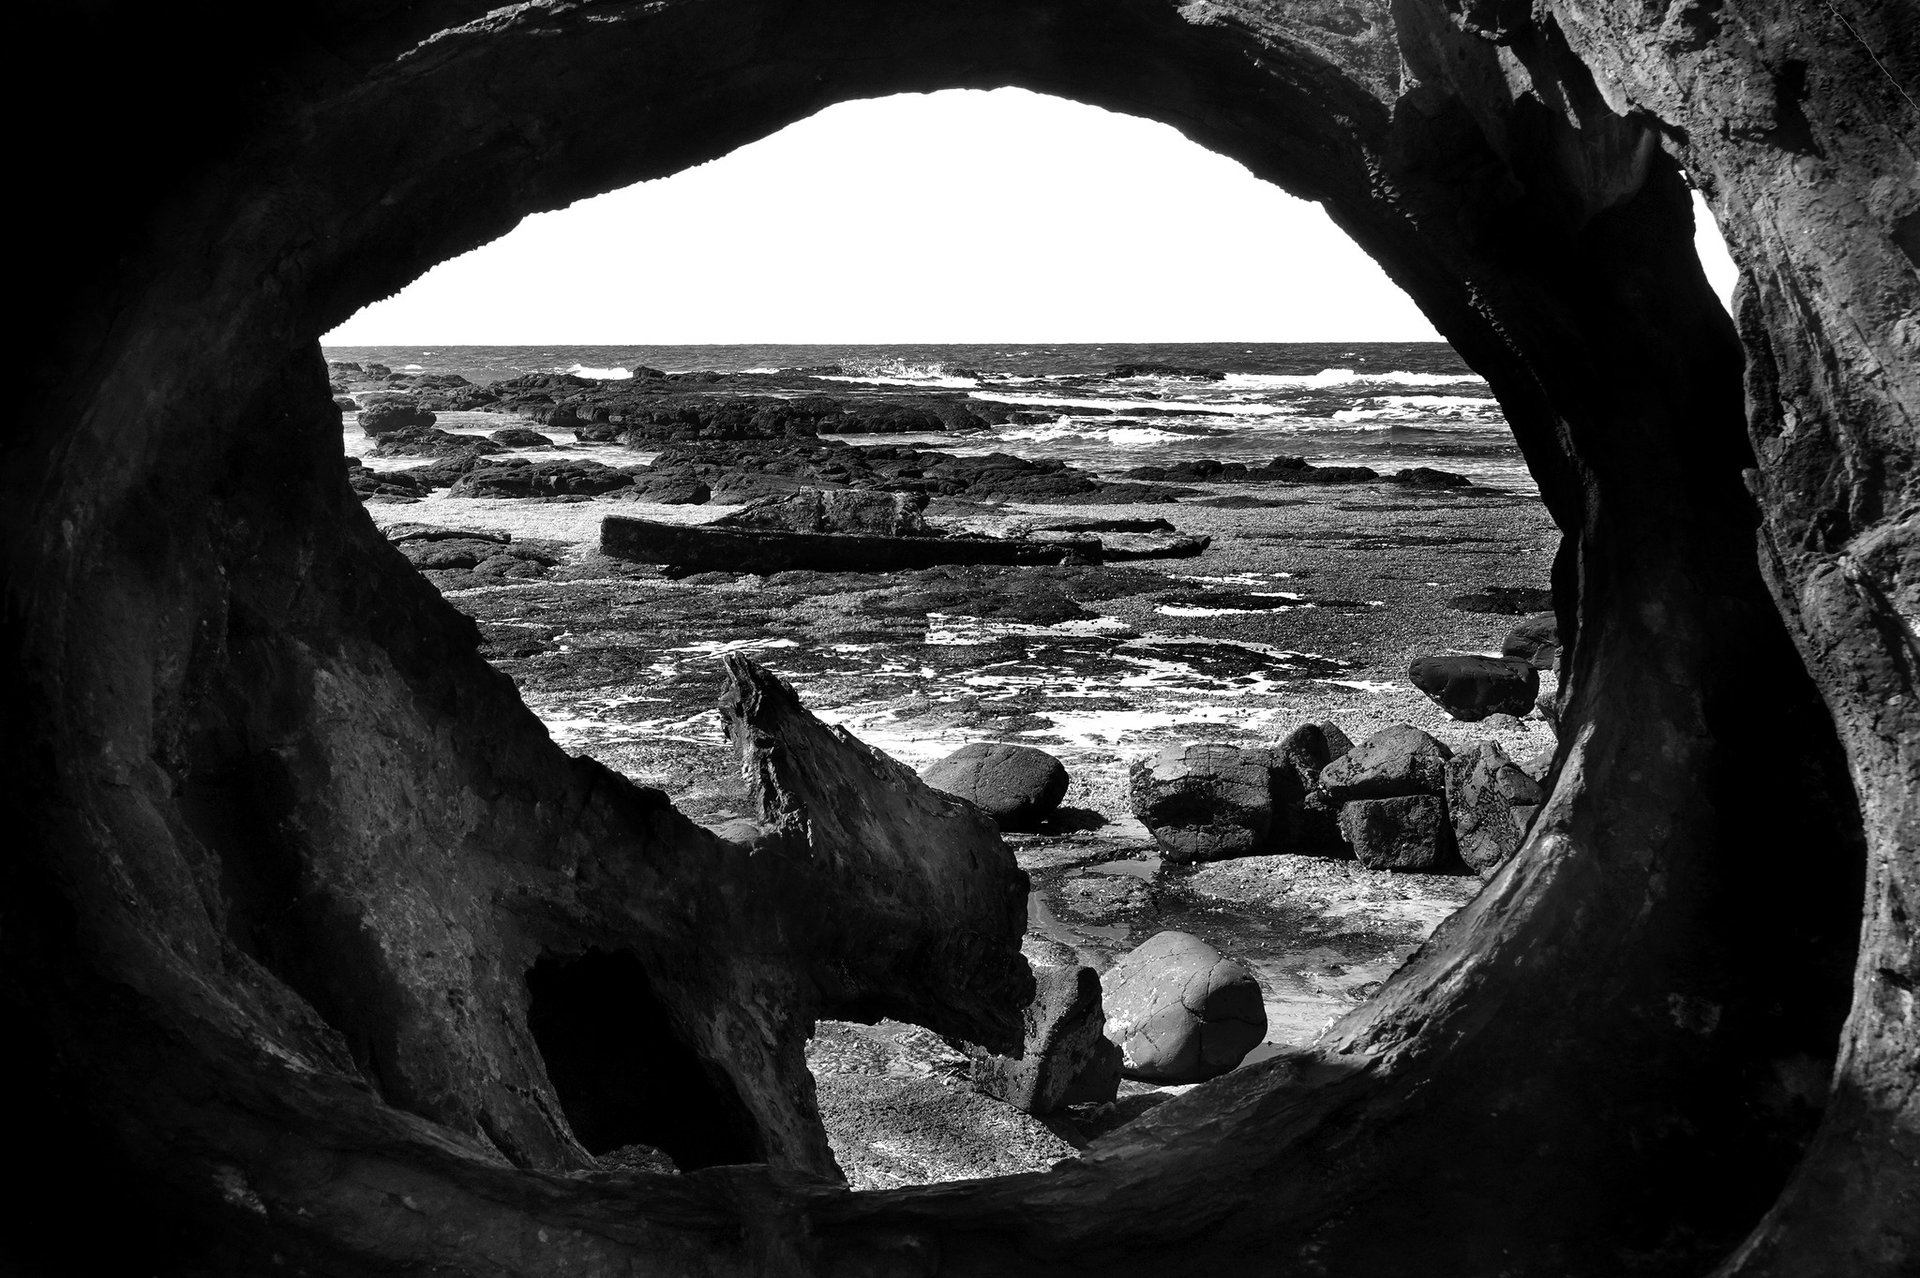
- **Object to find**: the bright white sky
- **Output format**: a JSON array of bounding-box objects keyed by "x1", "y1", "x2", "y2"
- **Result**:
[{"x1": 324, "y1": 88, "x2": 1738, "y2": 345}]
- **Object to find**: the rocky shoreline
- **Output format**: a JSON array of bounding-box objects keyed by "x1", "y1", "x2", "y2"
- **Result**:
[{"x1": 344, "y1": 359, "x2": 1560, "y2": 1186}]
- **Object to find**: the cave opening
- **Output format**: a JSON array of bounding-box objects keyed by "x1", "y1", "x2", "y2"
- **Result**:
[
  {"x1": 525, "y1": 947, "x2": 764, "y2": 1170},
  {"x1": 14, "y1": 1, "x2": 1914, "y2": 1271}
]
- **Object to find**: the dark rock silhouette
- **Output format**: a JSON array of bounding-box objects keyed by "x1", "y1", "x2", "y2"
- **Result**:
[
  {"x1": 1408, "y1": 653, "x2": 1542, "y2": 721},
  {"x1": 11, "y1": 1, "x2": 1912, "y2": 1273}
]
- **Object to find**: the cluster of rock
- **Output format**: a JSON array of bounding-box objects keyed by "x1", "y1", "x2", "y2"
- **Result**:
[
  {"x1": 1130, "y1": 724, "x2": 1547, "y2": 876},
  {"x1": 1124, "y1": 456, "x2": 1470, "y2": 488},
  {"x1": 915, "y1": 744, "x2": 1269, "y2": 1098}
]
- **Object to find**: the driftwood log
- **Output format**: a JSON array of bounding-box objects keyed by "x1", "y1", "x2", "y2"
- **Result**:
[{"x1": 6, "y1": 1, "x2": 1913, "y2": 1274}]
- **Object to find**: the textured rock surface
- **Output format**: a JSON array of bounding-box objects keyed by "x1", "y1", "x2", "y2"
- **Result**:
[
  {"x1": 11, "y1": 0, "x2": 1913, "y2": 1273},
  {"x1": 1445, "y1": 743, "x2": 1547, "y2": 877},
  {"x1": 1100, "y1": 931, "x2": 1267, "y2": 1084},
  {"x1": 1318, "y1": 724, "x2": 1453, "y2": 802},
  {"x1": 1340, "y1": 794, "x2": 1454, "y2": 872},
  {"x1": 922, "y1": 743, "x2": 1070, "y2": 832},
  {"x1": 1408, "y1": 653, "x2": 1542, "y2": 721},
  {"x1": 1502, "y1": 613, "x2": 1560, "y2": 670},
  {"x1": 1129, "y1": 742, "x2": 1277, "y2": 862},
  {"x1": 968, "y1": 936, "x2": 1120, "y2": 1114}
]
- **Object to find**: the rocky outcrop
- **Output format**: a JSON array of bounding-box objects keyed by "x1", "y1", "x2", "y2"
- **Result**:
[
  {"x1": 15, "y1": 0, "x2": 1911, "y2": 1274},
  {"x1": 1101, "y1": 931, "x2": 1267, "y2": 1083},
  {"x1": 921, "y1": 743, "x2": 1070, "y2": 832}
]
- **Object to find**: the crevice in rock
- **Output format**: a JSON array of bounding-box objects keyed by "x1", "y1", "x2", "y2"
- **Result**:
[{"x1": 525, "y1": 947, "x2": 763, "y2": 1169}]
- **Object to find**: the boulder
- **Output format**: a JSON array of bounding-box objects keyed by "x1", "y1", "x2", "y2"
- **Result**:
[
  {"x1": 921, "y1": 743, "x2": 1069, "y2": 832},
  {"x1": 1339, "y1": 795, "x2": 1453, "y2": 871},
  {"x1": 1445, "y1": 743, "x2": 1546, "y2": 876},
  {"x1": 332, "y1": 395, "x2": 359, "y2": 412},
  {"x1": 1407, "y1": 654, "x2": 1541, "y2": 722},
  {"x1": 1129, "y1": 743, "x2": 1276, "y2": 863},
  {"x1": 969, "y1": 937, "x2": 1121, "y2": 1114},
  {"x1": 1268, "y1": 722, "x2": 1353, "y2": 850},
  {"x1": 357, "y1": 398, "x2": 435, "y2": 436},
  {"x1": 1502, "y1": 613, "x2": 1560, "y2": 670},
  {"x1": 1317, "y1": 725, "x2": 1451, "y2": 802},
  {"x1": 490, "y1": 427, "x2": 555, "y2": 447},
  {"x1": 1101, "y1": 931, "x2": 1266, "y2": 1083}
]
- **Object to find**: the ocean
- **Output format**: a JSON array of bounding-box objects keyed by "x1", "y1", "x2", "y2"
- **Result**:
[{"x1": 323, "y1": 342, "x2": 1530, "y2": 492}]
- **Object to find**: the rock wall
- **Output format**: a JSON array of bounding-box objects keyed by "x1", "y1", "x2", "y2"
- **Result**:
[{"x1": 6, "y1": 1, "x2": 1912, "y2": 1274}]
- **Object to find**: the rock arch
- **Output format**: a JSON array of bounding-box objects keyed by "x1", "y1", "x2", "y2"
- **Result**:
[{"x1": 6, "y1": 1, "x2": 1913, "y2": 1274}]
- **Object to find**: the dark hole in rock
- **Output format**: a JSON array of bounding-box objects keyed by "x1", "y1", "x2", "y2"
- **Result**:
[{"x1": 524, "y1": 948, "x2": 761, "y2": 1169}]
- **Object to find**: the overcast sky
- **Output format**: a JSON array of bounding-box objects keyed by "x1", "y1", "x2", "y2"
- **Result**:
[{"x1": 324, "y1": 88, "x2": 1737, "y2": 346}]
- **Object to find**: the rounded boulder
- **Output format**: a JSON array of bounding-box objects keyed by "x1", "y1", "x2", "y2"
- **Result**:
[
  {"x1": 1101, "y1": 931, "x2": 1266, "y2": 1083},
  {"x1": 921, "y1": 743, "x2": 1069, "y2": 831}
]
